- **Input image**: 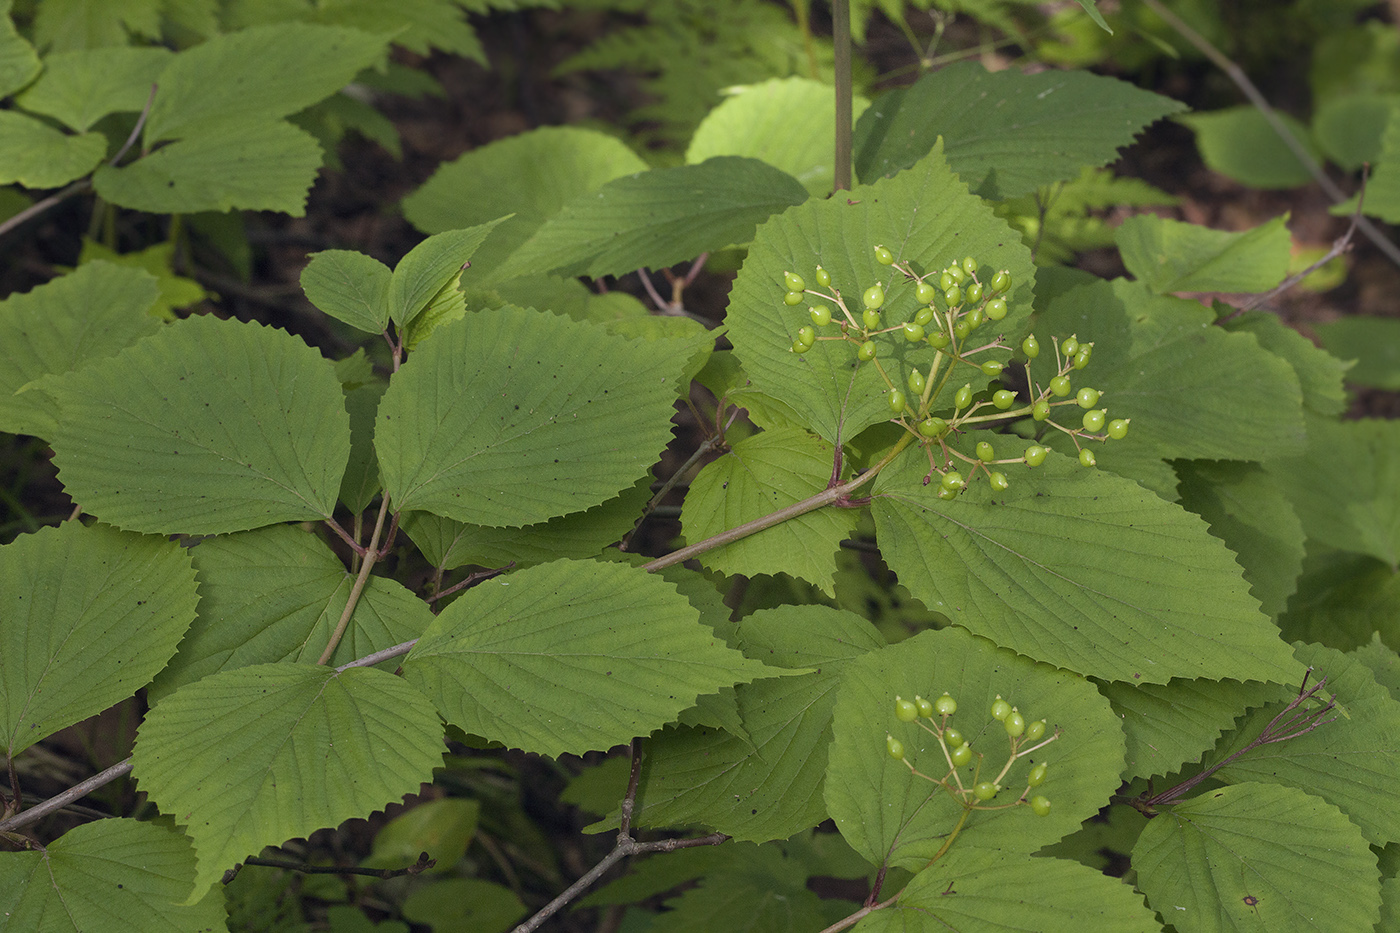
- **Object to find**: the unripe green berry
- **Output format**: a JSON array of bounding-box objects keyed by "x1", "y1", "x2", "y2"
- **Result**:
[
  {"x1": 1049, "y1": 375, "x2": 1071, "y2": 397},
  {"x1": 1073, "y1": 345, "x2": 1092, "y2": 369},
  {"x1": 914, "y1": 306, "x2": 935, "y2": 327},
  {"x1": 989, "y1": 471, "x2": 1009, "y2": 491},
  {"x1": 944, "y1": 284, "x2": 963, "y2": 307},
  {"x1": 929, "y1": 331, "x2": 951, "y2": 349},
  {"x1": 1027, "y1": 762, "x2": 1048, "y2": 787},
  {"x1": 888, "y1": 388, "x2": 907, "y2": 413},
  {"x1": 993, "y1": 389, "x2": 1016, "y2": 410},
  {"x1": 1079, "y1": 448, "x2": 1096, "y2": 467},
  {"x1": 783, "y1": 291, "x2": 804, "y2": 306},
  {"x1": 937, "y1": 486, "x2": 959, "y2": 500},
  {"x1": 791, "y1": 337, "x2": 809, "y2": 353},
  {"x1": 810, "y1": 306, "x2": 831, "y2": 327},
  {"x1": 1025, "y1": 720, "x2": 1046, "y2": 742},
  {"x1": 976, "y1": 440, "x2": 995, "y2": 461},
  {"x1": 985, "y1": 297, "x2": 1008, "y2": 321},
  {"x1": 952, "y1": 319, "x2": 971, "y2": 340},
  {"x1": 948, "y1": 264, "x2": 968, "y2": 285},
  {"x1": 941, "y1": 470, "x2": 965, "y2": 492},
  {"x1": 1024, "y1": 445, "x2": 1047, "y2": 466},
  {"x1": 981, "y1": 360, "x2": 1004, "y2": 377},
  {"x1": 903, "y1": 322, "x2": 926, "y2": 342},
  {"x1": 966, "y1": 306, "x2": 984, "y2": 330},
  {"x1": 963, "y1": 256, "x2": 979, "y2": 274},
  {"x1": 874, "y1": 245, "x2": 895, "y2": 265},
  {"x1": 895, "y1": 696, "x2": 918, "y2": 722},
  {"x1": 1076, "y1": 387, "x2": 1100, "y2": 408},
  {"x1": 1029, "y1": 795, "x2": 1051, "y2": 817},
  {"x1": 784, "y1": 271, "x2": 806, "y2": 292},
  {"x1": 1032, "y1": 399, "x2": 1051, "y2": 421},
  {"x1": 1082, "y1": 409, "x2": 1106, "y2": 432},
  {"x1": 991, "y1": 270, "x2": 1011, "y2": 293},
  {"x1": 944, "y1": 727, "x2": 965, "y2": 747},
  {"x1": 863, "y1": 284, "x2": 885, "y2": 310},
  {"x1": 939, "y1": 271, "x2": 956, "y2": 292},
  {"x1": 815, "y1": 266, "x2": 832, "y2": 288},
  {"x1": 863, "y1": 307, "x2": 881, "y2": 329},
  {"x1": 919, "y1": 417, "x2": 949, "y2": 438},
  {"x1": 1060, "y1": 336, "x2": 1079, "y2": 358},
  {"x1": 887, "y1": 734, "x2": 905, "y2": 760},
  {"x1": 857, "y1": 340, "x2": 877, "y2": 361},
  {"x1": 797, "y1": 325, "x2": 815, "y2": 345},
  {"x1": 951, "y1": 743, "x2": 973, "y2": 767},
  {"x1": 1021, "y1": 334, "x2": 1039, "y2": 358},
  {"x1": 966, "y1": 281, "x2": 984, "y2": 304},
  {"x1": 991, "y1": 696, "x2": 1011, "y2": 721},
  {"x1": 913, "y1": 280, "x2": 935, "y2": 305},
  {"x1": 973, "y1": 781, "x2": 999, "y2": 801},
  {"x1": 915, "y1": 695, "x2": 934, "y2": 718},
  {"x1": 1004, "y1": 710, "x2": 1025, "y2": 737},
  {"x1": 908, "y1": 369, "x2": 926, "y2": 394},
  {"x1": 935, "y1": 693, "x2": 957, "y2": 716},
  {"x1": 1107, "y1": 418, "x2": 1130, "y2": 440},
  {"x1": 954, "y1": 384, "x2": 973, "y2": 409}
]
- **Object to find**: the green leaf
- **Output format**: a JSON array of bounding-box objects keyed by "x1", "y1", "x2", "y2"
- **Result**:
[
  {"x1": 339, "y1": 381, "x2": 386, "y2": 513},
  {"x1": 1, "y1": 522, "x2": 197, "y2": 758},
  {"x1": 401, "y1": 878, "x2": 525, "y2": 933},
  {"x1": 825, "y1": 627, "x2": 1126, "y2": 869},
  {"x1": 1211, "y1": 642, "x2": 1400, "y2": 846},
  {"x1": 635, "y1": 606, "x2": 882, "y2": 842},
  {"x1": 401, "y1": 126, "x2": 647, "y2": 285},
  {"x1": 1034, "y1": 278, "x2": 1305, "y2": 497},
  {"x1": 1072, "y1": 0, "x2": 1113, "y2": 34},
  {"x1": 1116, "y1": 214, "x2": 1290, "y2": 294},
  {"x1": 1278, "y1": 550, "x2": 1400, "y2": 651},
  {"x1": 30, "y1": 0, "x2": 162, "y2": 52},
  {"x1": 401, "y1": 559, "x2": 775, "y2": 758},
  {"x1": 143, "y1": 23, "x2": 388, "y2": 144},
  {"x1": 77, "y1": 240, "x2": 208, "y2": 320},
  {"x1": 363, "y1": 797, "x2": 479, "y2": 873},
  {"x1": 0, "y1": 261, "x2": 160, "y2": 437},
  {"x1": 1133, "y1": 783, "x2": 1379, "y2": 933},
  {"x1": 1313, "y1": 93, "x2": 1395, "y2": 171},
  {"x1": 1179, "y1": 106, "x2": 1321, "y2": 190},
  {"x1": 0, "y1": 110, "x2": 106, "y2": 189},
  {"x1": 854, "y1": 61, "x2": 1186, "y2": 197},
  {"x1": 16, "y1": 46, "x2": 171, "y2": 132},
  {"x1": 686, "y1": 76, "x2": 870, "y2": 197},
  {"x1": 400, "y1": 476, "x2": 651, "y2": 570},
  {"x1": 1351, "y1": 634, "x2": 1400, "y2": 700},
  {"x1": 0, "y1": 11, "x2": 40, "y2": 97},
  {"x1": 681, "y1": 427, "x2": 858, "y2": 595},
  {"x1": 388, "y1": 221, "x2": 507, "y2": 332},
  {"x1": 1333, "y1": 104, "x2": 1400, "y2": 222},
  {"x1": 148, "y1": 525, "x2": 433, "y2": 703},
  {"x1": 872, "y1": 449, "x2": 1301, "y2": 684},
  {"x1": 49, "y1": 315, "x2": 352, "y2": 535},
  {"x1": 310, "y1": 0, "x2": 485, "y2": 61},
  {"x1": 645, "y1": 851, "x2": 839, "y2": 933},
  {"x1": 131, "y1": 662, "x2": 444, "y2": 904},
  {"x1": 93, "y1": 120, "x2": 324, "y2": 215},
  {"x1": 496, "y1": 157, "x2": 808, "y2": 281},
  {"x1": 1176, "y1": 460, "x2": 1305, "y2": 619},
  {"x1": 375, "y1": 307, "x2": 685, "y2": 527},
  {"x1": 0, "y1": 819, "x2": 227, "y2": 932},
  {"x1": 726, "y1": 141, "x2": 1036, "y2": 445},
  {"x1": 1267, "y1": 417, "x2": 1400, "y2": 571},
  {"x1": 301, "y1": 250, "x2": 392, "y2": 335},
  {"x1": 1315, "y1": 316, "x2": 1400, "y2": 390},
  {"x1": 1095, "y1": 677, "x2": 1290, "y2": 781},
  {"x1": 1224, "y1": 309, "x2": 1350, "y2": 416},
  {"x1": 875, "y1": 850, "x2": 1158, "y2": 933}
]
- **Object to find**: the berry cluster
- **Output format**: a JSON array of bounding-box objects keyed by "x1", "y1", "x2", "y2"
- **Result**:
[
  {"x1": 780, "y1": 246, "x2": 1131, "y2": 495},
  {"x1": 884, "y1": 690, "x2": 1057, "y2": 816}
]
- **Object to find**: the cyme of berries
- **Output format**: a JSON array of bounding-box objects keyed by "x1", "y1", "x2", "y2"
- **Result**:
[{"x1": 886, "y1": 689, "x2": 1059, "y2": 815}]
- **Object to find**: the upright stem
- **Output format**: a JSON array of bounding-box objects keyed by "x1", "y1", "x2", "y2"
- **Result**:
[
  {"x1": 832, "y1": 0, "x2": 853, "y2": 191},
  {"x1": 318, "y1": 497, "x2": 391, "y2": 665}
]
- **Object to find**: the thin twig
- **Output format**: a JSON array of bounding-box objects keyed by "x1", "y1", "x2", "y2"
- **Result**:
[
  {"x1": 0, "y1": 760, "x2": 133, "y2": 835},
  {"x1": 240, "y1": 851, "x2": 435, "y2": 879},
  {"x1": 425, "y1": 562, "x2": 514, "y2": 604},
  {"x1": 318, "y1": 496, "x2": 391, "y2": 665}
]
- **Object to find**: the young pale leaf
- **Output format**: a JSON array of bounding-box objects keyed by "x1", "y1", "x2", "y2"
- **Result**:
[
  {"x1": 16, "y1": 47, "x2": 171, "y2": 132},
  {"x1": 1180, "y1": 106, "x2": 1320, "y2": 190},
  {"x1": 93, "y1": 120, "x2": 324, "y2": 215},
  {"x1": 0, "y1": 261, "x2": 160, "y2": 437},
  {"x1": 50, "y1": 315, "x2": 351, "y2": 535},
  {"x1": 880, "y1": 849, "x2": 1158, "y2": 933},
  {"x1": 131, "y1": 663, "x2": 444, "y2": 904},
  {"x1": 634, "y1": 606, "x2": 883, "y2": 842},
  {"x1": 686, "y1": 76, "x2": 870, "y2": 196},
  {"x1": 726, "y1": 140, "x2": 1035, "y2": 445},
  {"x1": 1133, "y1": 783, "x2": 1379, "y2": 933},
  {"x1": 388, "y1": 220, "x2": 508, "y2": 331},
  {"x1": 375, "y1": 306, "x2": 685, "y2": 527},
  {"x1": 401, "y1": 878, "x2": 526, "y2": 933},
  {"x1": 1095, "y1": 677, "x2": 1291, "y2": 781},
  {"x1": 301, "y1": 249, "x2": 393, "y2": 335},
  {"x1": 853, "y1": 61, "x2": 1185, "y2": 197},
  {"x1": 873, "y1": 449, "x2": 1301, "y2": 685},
  {"x1": 1, "y1": 522, "x2": 197, "y2": 758},
  {"x1": 681, "y1": 427, "x2": 857, "y2": 595},
  {"x1": 1116, "y1": 214, "x2": 1291, "y2": 295},
  {"x1": 143, "y1": 23, "x2": 387, "y2": 144},
  {"x1": 402, "y1": 126, "x2": 648, "y2": 282},
  {"x1": 148, "y1": 525, "x2": 433, "y2": 703},
  {"x1": 496, "y1": 156, "x2": 807, "y2": 281},
  {"x1": 362, "y1": 797, "x2": 479, "y2": 873},
  {"x1": 825, "y1": 627, "x2": 1125, "y2": 870},
  {"x1": 0, "y1": 110, "x2": 106, "y2": 188},
  {"x1": 1176, "y1": 460, "x2": 1305, "y2": 619},
  {"x1": 0, "y1": 819, "x2": 226, "y2": 932},
  {"x1": 402, "y1": 559, "x2": 776, "y2": 758},
  {"x1": 1267, "y1": 417, "x2": 1400, "y2": 571},
  {"x1": 1211, "y1": 642, "x2": 1400, "y2": 845},
  {"x1": 1314, "y1": 316, "x2": 1400, "y2": 391}
]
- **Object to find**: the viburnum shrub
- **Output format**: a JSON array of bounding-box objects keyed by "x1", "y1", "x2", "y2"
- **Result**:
[{"x1": 3, "y1": 2, "x2": 1400, "y2": 933}]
